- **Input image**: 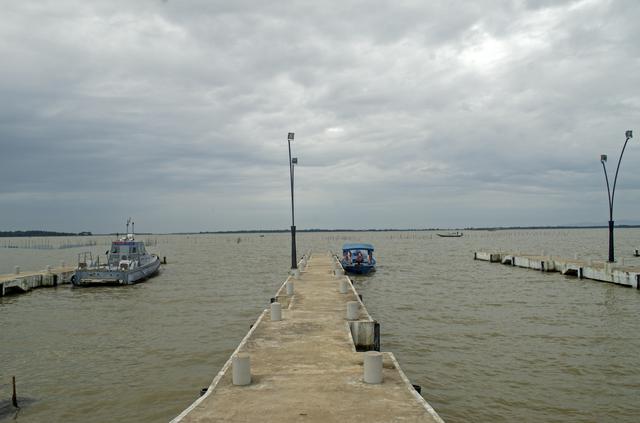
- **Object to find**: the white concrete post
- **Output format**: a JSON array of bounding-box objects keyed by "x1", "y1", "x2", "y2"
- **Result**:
[
  {"x1": 364, "y1": 351, "x2": 383, "y2": 384},
  {"x1": 347, "y1": 301, "x2": 359, "y2": 320},
  {"x1": 271, "y1": 302, "x2": 282, "y2": 321},
  {"x1": 14, "y1": 266, "x2": 20, "y2": 275},
  {"x1": 339, "y1": 279, "x2": 349, "y2": 294},
  {"x1": 232, "y1": 353, "x2": 251, "y2": 386},
  {"x1": 286, "y1": 280, "x2": 294, "y2": 296}
]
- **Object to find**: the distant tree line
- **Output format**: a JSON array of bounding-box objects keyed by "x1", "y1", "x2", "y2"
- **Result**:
[{"x1": 0, "y1": 230, "x2": 92, "y2": 237}]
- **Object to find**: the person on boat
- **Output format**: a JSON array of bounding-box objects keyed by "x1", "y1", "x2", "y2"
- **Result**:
[{"x1": 356, "y1": 251, "x2": 364, "y2": 264}]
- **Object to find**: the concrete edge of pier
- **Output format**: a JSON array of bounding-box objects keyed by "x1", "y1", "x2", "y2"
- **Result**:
[
  {"x1": 170, "y1": 311, "x2": 268, "y2": 422},
  {"x1": 474, "y1": 251, "x2": 640, "y2": 289},
  {"x1": 171, "y1": 251, "x2": 445, "y2": 423}
]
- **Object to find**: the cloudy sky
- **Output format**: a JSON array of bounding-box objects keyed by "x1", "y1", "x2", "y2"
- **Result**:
[{"x1": 1, "y1": 0, "x2": 639, "y2": 233}]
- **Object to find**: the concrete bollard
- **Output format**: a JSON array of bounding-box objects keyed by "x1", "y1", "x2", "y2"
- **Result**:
[
  {"x1": 364, "y1": 351, "x2": 383, "y2": 384},
  {"x1": 347, "y1": 301, "x2": 359, "y2": 320},
  {"x1": 14, "y1": 266, "x2": 20, "y2": 275},
  {"x1": 232, "y1": 353, "x2": 251, "y2": 386},
  {"x1": 271, "y1": 302, "x2": 282, "y2": 321},
  {"x1": 339, "y1": 279, "x2": 349, "y2": 294},
  {"x1": 286, "y1": 280, "x2": 294, "y2": 296}
]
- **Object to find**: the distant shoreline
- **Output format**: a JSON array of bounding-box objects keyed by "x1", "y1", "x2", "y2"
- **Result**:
[
  {"x1": 0, "y1": 230, "x2": 92, "y2": 238},
  {"x1": 186, "y1": 225, "x2": 640, "y2": 235},
  {"x1": 2, "y1": 226, "x2": 639, "y2": 237}
]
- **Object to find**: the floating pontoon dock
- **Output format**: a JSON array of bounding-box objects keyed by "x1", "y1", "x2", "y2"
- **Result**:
[
  {"x1": 171, "y1": 252, "x2": 443, "y2": 423},
  {"x1": 0, "y1": 265, "x2": 75, "y2": 296},
  {"x1": 474, "y1": 251, "x2": 640, "y2": 289}
]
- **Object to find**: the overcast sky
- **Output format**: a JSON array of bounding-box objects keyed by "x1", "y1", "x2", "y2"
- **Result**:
[{"x1": 1, "y1": 0, "x2": 639, "y2": 233}]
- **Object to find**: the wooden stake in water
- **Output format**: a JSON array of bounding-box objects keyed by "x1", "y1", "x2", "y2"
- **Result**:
[{"x1": 12, "y1": 376, "x2": 19, "y2": 408}]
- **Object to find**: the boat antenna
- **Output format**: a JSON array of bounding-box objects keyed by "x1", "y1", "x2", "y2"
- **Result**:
[
  {"x1": 132, "y1": 220, "x2": 135, "y2": 238},
  {"x1": 126, "y1": 217, "x2": 131, "y2": 235}
]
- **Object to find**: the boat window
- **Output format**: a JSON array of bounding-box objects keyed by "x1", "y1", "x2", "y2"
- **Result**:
[
  {"x1": 131, "y1": 247, "x2": 137, "y2": 253},
  {"x1": 111, "y1": 246, "x2": 119, "y2": 253}
]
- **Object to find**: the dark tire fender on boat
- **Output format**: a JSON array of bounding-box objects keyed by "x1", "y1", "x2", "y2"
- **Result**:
[{"x1": 70, "y1": 274, "x2": 77, "y2": 284}]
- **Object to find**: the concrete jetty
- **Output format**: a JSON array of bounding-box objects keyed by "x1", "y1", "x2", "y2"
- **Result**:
[
  {"x1": 474, "y1": 251, "x2": 640, "y2": 289},
  {"x1": 171, "y1": 253, "x2": 444, "y2": 423},
  {"x1": 0, "y1": 265, "x2": 75, "y2": 296}
]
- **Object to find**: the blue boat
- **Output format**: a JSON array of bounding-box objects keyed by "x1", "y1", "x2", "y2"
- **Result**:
[{"x1": 340, "y1": 243, "x2": 376, "y2": 275}]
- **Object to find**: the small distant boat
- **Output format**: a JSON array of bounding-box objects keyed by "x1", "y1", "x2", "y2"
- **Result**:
[
  {"x1": 437, "y1": 232, "x2": 464, "y2": 238},
  {"x1": 72, "y1": 219, "x2": 160, "y2": 286},
  {"x1": 340, "y1": 243, "x2": 376, "y2": 275}
]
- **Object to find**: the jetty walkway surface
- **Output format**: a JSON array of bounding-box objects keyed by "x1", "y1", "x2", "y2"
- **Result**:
[
  {"x1": 172, "y1": 252, "x2": 443, "y2": 423},
  {"x1": 475, "y1": 251, "x2": 640, "y2": 289},
  {"x1": 0, "y1": 265, "x2": 75, "y2": 296}
]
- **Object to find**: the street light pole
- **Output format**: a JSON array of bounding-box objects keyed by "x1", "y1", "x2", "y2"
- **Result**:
[
  {"x1": 600, "y1": 130, "x2": 633, "y2": 263},
  {"x1": 287, "y1": 132, "x2": 297, "y2": 270}
]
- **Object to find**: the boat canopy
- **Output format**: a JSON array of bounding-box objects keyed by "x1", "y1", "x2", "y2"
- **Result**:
[{"x1": 342, "y1": 243, "x2": 374, "y2": 252}]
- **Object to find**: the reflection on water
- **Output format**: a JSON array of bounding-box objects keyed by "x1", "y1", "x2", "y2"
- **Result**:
[{"x1": 1, "y1": 229, "x2": 639, "y2": 422}]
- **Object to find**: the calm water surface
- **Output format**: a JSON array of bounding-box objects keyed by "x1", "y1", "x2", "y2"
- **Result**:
[{"x1": 1, "y1": 229, "x2": 639, "y2": 422}]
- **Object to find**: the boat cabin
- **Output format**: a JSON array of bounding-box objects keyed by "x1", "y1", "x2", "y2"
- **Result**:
[
  {"x1": 342, "y1": 243, "x2": 375, "y2": 264},
  {"x1": 108, "y1": 239, "x2": 148, "y2": 267}
]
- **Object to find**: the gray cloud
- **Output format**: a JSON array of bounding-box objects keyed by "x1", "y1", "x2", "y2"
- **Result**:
[{"x1": 1, "y1": 0, "x2": 638, "y2": 232}]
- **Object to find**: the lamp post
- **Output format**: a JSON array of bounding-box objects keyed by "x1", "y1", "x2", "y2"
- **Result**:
[
  {"x1": 600, "y1": 130, "x2": 633, "y2": 263},
  {"x1": 287, "y1": 132, "x2": 297, "y2": 270}
]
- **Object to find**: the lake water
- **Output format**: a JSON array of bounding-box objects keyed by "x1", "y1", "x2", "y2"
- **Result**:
[{"x1": 1, "y1": 229, "x2": 639, "y2": 422}]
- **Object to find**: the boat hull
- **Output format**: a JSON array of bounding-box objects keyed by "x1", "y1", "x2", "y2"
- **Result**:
[
  {"x1": 341, "y1": 262, "x2": 376, "y2": 275},
  {"x1": 72, "y1": 256, "x2": 161, "y2": 286}
]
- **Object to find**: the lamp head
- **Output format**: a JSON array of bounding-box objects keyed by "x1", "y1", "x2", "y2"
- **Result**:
[
  {"x1": 601, "y1": 154, "x2": 608, "y2": 162},
  {"x1": 625, "y1": 130, "x2": 633, "y2": 139},
  {"x1": 288, "y1": 132, "x2": 295, "y2": 141}
]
